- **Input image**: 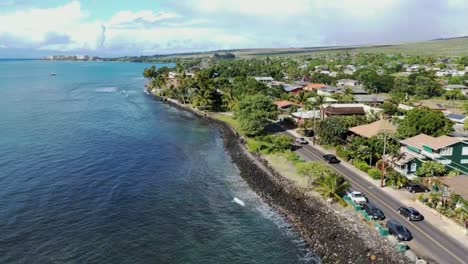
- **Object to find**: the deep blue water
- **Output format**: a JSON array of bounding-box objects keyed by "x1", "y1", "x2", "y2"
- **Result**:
[{"x1": 0, "y1": 60, "x2": 317, "y2": 263}]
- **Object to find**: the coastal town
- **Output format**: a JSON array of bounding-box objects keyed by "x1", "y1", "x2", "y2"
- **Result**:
[{"x1": 143, "y1": 52, "x2": 468, "y2": 264}]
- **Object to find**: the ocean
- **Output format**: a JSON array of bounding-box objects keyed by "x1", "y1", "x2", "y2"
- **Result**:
[{"x1": 0, "y1": 60, "x2": 318, "y2": 263}]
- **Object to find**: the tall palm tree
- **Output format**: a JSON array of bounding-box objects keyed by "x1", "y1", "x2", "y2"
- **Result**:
[
  {"x1": 315, "y1": 94, "x2": 326, "y2": 119},
  {"x1": 314, "y1": 173, "x2": 350, "y2": 206}
]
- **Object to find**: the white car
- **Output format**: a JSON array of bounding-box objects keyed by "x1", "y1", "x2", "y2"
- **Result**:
[
  {"x1": 295, "y1": 137, "x2": 308, "y2": 144},
  {"x1": 347, "y1": 191, "x2": 367, "y2": 205}
]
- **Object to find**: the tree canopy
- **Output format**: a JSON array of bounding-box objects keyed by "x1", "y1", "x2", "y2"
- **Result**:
[
  {"x1": 234, "y1": 95, "x2": 278, "y2": 136},
  {"x1": 397, "y1": 108, "x2": 453, "y2": 138}
]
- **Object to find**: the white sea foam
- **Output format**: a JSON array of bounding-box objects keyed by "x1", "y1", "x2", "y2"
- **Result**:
[{"x1": 95, "y1": 87, "x2": 118, "y2": 93}]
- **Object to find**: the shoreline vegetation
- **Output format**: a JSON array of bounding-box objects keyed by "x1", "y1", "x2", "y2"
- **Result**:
[
  {"x1": 141, "y1": 49, "x2": 468, "y2": 262},
  {"x1": 151, "y1": 94, "x2": 410, "y2": 264}
]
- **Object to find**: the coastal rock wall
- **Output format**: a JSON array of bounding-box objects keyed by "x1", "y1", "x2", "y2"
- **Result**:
[{"x1": 160, "y1": 98, "x2": 409, "y2": 264}]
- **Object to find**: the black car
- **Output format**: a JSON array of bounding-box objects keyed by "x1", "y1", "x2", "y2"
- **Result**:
[
  {"x1": 323, "y1": 154, "x2": 340, "y2": 164},
  {"x1": 386, "y1": 220, "x2": 413, "y2": 241},
  {"x1": 398, "y1": 207, "x2": 424, "y2": 221},
  {"x1": 363, "y1": 203, "x2": 385, "y2": 220},
  {"x1": 406, "y1": 183, "x2": 429, "y2": 193}
]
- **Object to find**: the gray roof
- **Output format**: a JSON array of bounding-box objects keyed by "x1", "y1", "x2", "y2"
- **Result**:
[
  {"x1": 321, "y1": 86, "x2": 342, "y2": 92},
  {"x1": 446, "y1": 113, "x2": 466, "y2": 121},
  {"x1": 353, "y1": 94, "x2": 386, "y2": 103},
  {"x1": 283, "y1": 84, "x2": 303, "y2": 92}
]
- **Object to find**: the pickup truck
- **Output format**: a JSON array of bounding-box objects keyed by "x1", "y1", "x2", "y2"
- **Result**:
[{"x1": 346, "y1": 191, "x2": 367, "y2": 205}]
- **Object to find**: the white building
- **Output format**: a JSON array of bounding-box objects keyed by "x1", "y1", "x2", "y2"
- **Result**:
[
  {"x1": 337, "y1": 79, "x2": 360, "y2": 87},
  {"x1": 253, "y1": 76, "x2": 274, "y2": 86}
]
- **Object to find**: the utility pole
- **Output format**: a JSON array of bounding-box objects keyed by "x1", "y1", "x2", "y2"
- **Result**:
[
  {"x1": 313, "y1": 106, "x2": 317, "y2": 145},
  {"x1": 380, "y1": 129, "x2": 387, "y2": 188}
]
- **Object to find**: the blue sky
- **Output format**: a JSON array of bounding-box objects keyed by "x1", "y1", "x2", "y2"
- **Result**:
[{"x1": 0, "y1": 0, "x2": 467, "y2": 57}]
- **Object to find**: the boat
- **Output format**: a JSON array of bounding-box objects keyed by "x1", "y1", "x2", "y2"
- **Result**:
[
  {"x1": 233, "y1": 197, "x2": 246, "y2": 207},
  {"x1": 49, "y1": 73, "x2": 57, "y2": 76}
]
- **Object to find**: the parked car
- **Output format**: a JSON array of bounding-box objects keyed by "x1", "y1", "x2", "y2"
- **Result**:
[
  {"x1": 295, "y1": 137, "x2": 308, "y2": 145},
  {"x1": 363, "y1": 203, "x2": 385, "y2": 220},
  {"x1": 346, "y1": 191, "x2": 367, "y2": 205},
  {"x1": 398, "y1": 207, "x2": 424, "y2": 221},
  {"x1": 406, "y1": 183, "x2": 429, "y2": 193},
  {"x1": 323, "y1": 154, "x2": 340, "y2": 164},
  {"x1": 386, "y1": 220, "x2": 413, "y2": 241}
]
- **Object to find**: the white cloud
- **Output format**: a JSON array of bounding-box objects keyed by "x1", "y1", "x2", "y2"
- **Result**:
[
  {"x1": 0, "y1": 0, "x2": 467, "y2": 57},
  {"x1": 0, "y1": 1, "x2": 104, "y2": 50}
]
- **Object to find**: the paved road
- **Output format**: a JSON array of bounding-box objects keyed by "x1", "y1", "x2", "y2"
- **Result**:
[{"x1": 269, "y1": 125, "x2": 468, "y2": 264}]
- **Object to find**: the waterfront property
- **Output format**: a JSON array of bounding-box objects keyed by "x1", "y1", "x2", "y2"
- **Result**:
[{"x1": 393, "y1": 134, "x2": 468, "y2": 177}]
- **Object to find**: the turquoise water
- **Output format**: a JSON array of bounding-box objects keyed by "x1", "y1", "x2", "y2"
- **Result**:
[{"x1": 0, "y1": 60, "x2": 317, "y2": 263}]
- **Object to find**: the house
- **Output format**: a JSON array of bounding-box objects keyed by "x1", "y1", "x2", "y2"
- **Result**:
[
  {"x1": 304, "y1": 83, "x2": 327, "y2": 92},
  {"x1": 254, "y1": 76, "x2": 274, "y2": 86},
  {"x1": 406, "y1": 65, "x2": 420, "y2": 72},
  {"x1": 291, "y1": 110, "x2": 321, "y2": 124},
  {"x1": 446, "y1": 113, "x2": 467, "y2": 124},
  {"x1": 348, "y1": 119, "x2": 396, "y2": 139},
  {"x1": 395, "y1": 134, "x2": 468, "y2": 176},
  {"x1": 323, "y1": 105, "x2": 366, "y2": 117},
  {"x1": 324, "y1": 103, "x2": 383, "y2": 118},
  {"x1": 349, "y1": 86, "x2": 368, "y2": 95},
  {"x1": 438, "y1": 176, "x2": 468, "y2": 200},
  {"x1": 398, "y1": 104, "x2": 415, "y2": 111},
  {"x1": 275, "y1": 100, "x2": 298, "y2": 110},
  {"x1": 353, "y1": 94, "x2": 386, "y2": 106},
  {"x1": 343, "y1": 65, "x2": 357, "y2": 75},
  {"x1": 337, "y1": 79, "x2": 360, "y2": 87},
  {"x1": 282, "y1": 84, "x2": 303, "y2": 95},
  {"x1": 444, "y1": 84, "x2": 467, "y2": 91},
  {"x1": 317, "y1": 86, "x2": 343, "y2": 96}
]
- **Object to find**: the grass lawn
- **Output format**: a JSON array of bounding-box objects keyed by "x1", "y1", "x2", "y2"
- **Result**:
[
  {"x1": 264, "y1": 154, "x2": 309, "y2": 189},
  {"x1": 212, "y1": 113, "x2": 241, "y2": 132}
]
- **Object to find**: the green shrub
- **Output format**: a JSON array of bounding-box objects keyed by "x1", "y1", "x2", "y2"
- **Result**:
[
  {"x1": 353, "y1": 160, "x2": 371, "y2": 173},
  {"x1": 385, "y1": 170, "x2": 409, "y2": 189},
  {"x1": 247, "y1": 135, "x2": 293, "y2": 154},
  {"x1": 335, "y1": 146, "x2": 351, "y2": 161},
  {"x1": 368, "y1": 168, "x2": 381, "y2": 179},
  {"x1": 283, "y1": 150, "x2": 303, "y2": 164}
]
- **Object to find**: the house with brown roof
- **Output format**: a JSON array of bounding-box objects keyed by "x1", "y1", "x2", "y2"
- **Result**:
[
  {"x1": 393, "y1": 134, "x2": 468, "y2": 177},
  {"x1": 348, "y1": 119, "x2": 396, "y2": 139},
  {"x1": 323, "y1": 105, "x2": 366, "y2": 117},
  {"x1": 437, "y1": 176, "x2": 468, "y2": 201},
  {"x1": 274, "y1": 100, "x2": 298, "y2": 110},
  {"x1": 304, "y1": 83, "x2": 327, "y2": 92}
]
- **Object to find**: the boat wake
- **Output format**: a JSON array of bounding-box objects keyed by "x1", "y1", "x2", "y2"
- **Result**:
[{"x1": 95, "y1": 87, "x2": 118, "y2": 93}]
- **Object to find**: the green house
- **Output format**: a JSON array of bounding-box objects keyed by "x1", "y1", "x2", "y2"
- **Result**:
[{"x1": 393, "y1": 134, "x2": 468, "y2": 177}]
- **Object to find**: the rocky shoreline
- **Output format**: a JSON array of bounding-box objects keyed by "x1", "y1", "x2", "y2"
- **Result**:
[{"x1": 156, "y1": 96, "x2": 410, "y2": 264}]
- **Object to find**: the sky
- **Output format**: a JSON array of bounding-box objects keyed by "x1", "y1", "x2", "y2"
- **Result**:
[{"x1": 0, "y1": 0, "x2": 467, "y2": 58}]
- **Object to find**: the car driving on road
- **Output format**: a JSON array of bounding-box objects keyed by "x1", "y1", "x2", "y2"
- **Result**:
[
  {"x1": 363, "y1": 203, "x2": 385, "y2": 220},
  {"x1": 398, "y1": 206, "x2": 424, "y2": 221},
  {"x1": 323, "y1": 154, "x2": 340, "y2": 164},
  {"x1": 386, "y1": 220, "x2": 413, "y2": 241},
  {"x1": 295, "y1": 137, "x2": 308, "y2": 145}
]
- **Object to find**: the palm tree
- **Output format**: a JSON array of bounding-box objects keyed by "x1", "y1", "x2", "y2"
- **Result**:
[
  {"x1": 221, "y1": 87, "x2": 238, "y2": 111},
  {"x1": 315, "y1": 94, "x2": 326, "y2": 119},
  {"x1": 314, "y1": 173, "x2": 350, "y2": 206},
  {"x1": 294, "y1": 91, "x2": 310, "y2": 109}
]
